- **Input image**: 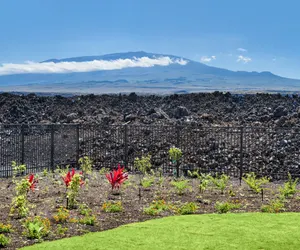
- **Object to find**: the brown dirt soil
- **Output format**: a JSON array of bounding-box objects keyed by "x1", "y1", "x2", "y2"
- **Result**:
[{"x1": 0, "y1": 171, "x2": 300, "y2": 249}]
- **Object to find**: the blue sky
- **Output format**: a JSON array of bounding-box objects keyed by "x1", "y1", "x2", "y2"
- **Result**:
[{"x1": 0, "y1": 0, "x2": 299, "y2": 78}]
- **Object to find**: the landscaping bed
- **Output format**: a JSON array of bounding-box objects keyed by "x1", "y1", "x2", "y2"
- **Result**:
[{"x1": 0, "y1": 167, "x2": 300, "y2": 249}]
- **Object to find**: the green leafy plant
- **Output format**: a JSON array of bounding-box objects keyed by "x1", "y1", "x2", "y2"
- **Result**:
[
  {"x1": 0, "y1": 223, "x2": 12, "y2": 233},
  {"x1": 62, "y1": 170, "x2": 84, "y2": 209},
  {"x1": 209, "y1": 174, "x2": 229, "y2": 194},
  {"x1": 243, "y1": 172, "x2": 269, "y2": 194},
  {"x1": 176, "y1": 202, "x2": 198, "y2": 215},
  {"x1": 79, "y1": 203, "x2": 92, "y2": 216},
  {"x1": 102, "y1": 201, "x2": 123, "y2": 213},
  {"x1": 10, "y1": 175, "x2": 36, "y2": 218},
  {"x1": 143, "y1": 200, "x2": 169, "y2": 216},
  {"x1": 188, "y1": 171, "x2": 211, "y2": 193},
  {"x1": 42, "y1": 169, "x2": 48, "y2": 177},
  {"x1": 53, "y1": 207, "x2": 70, "y2": 223},
  {"x1": 169, "y1": 147, "x2": 182, "y2": 163},
  {"x1": 79, "y1": 215, "x2": 96, "y2": 226},
  {"x1": 23, "y1": 216, "x2": 51, "y2": 239},
  {"x1": 79, "y1": 156, "x2": 93, "y2": 175},
  {"x1": 261, "y1": 198, "x2": 285, "y2": 213},
  {"x1": 171, "y1": 179, "x2": 191, "y2": 195},
  {"x1": 11, "y1": 161, "x2": 26, "y2": 180},
  {"x1": 0, "y1": 234, "x2": 10, "y2": 248},
  {"x1": 134, "y1": 154, "x2": 152, "y2": 175},
  {"x1": 56, "y1": 225, "x2": 68, "y2": 236},
  {"x1": 279, "y1": 173, "x2": 298, "y2": 198},
  {"x1": 215, "y1": 201, "x2": 241, "y2": 214},
  {"x1": 141, "y1": 175, "x2": 155, "y2": 188}
]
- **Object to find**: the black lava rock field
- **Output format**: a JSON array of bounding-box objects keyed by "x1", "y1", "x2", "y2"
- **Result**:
[{"x1": 0, "y1": 92, "x2": 300, "y2": 127}]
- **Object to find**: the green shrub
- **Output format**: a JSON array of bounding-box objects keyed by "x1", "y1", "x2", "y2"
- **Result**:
[
  {"x1": 243, "y1": 172, "x2": 269, "y2": 193},
  {"x1": 143, "y1": 200, "x2": 169, "y2": 216},
  {"x1": 10, "y1": 178, "x2": 31, "y2": 218},
  {"x1": 169, "y1": 147, "x2": 182, "y2": 163},
  {"x1": 102, "y1": 201, "x2": 123, "y2": 213},
  {"x1": 56, "y1": 225, "x2": 68, "y2": 236},
  {"x1": 209, "y1": 174, "x2": 229, "y2": 194},
  {"x1": 141, "y1": 175, "x2": 155, "y2": 188},
  {"x1": 215, "y1": 201, "x2": 241, "y2": 214},
  {"x1": 23, "y1": 216, "x2": 51, "y2": 239},
  {"x1": 79, "y1": 215, "x2": 96, "y2": 226},
  {"x1": 261, "y1": 199, "x2": 285, "y2": 213},
  {"x1": 134, "y1": 154, "x2": 152, "y2": 175},
  {"x1": 79, "y1": 203, "x2": 92, "y2": 216},
  {"x1": 188, "y1": 171, "x2": 211, "y2": 193},
  {"x1": 171, "y1": 179, "x2": 191, "y2": 195},
  {"x1": 67, "y1": 173, "x2": 83, "y2": 209},
  {"x1": 78, "y1": 156, "x2": 93, "y2": 175},
  {"x1": 0, "y1": 223, "x2": 12, "y2": 233},
  {"x1": 53, "y1": 207, "x2": 70, "y2": 223},
  {"x1": 11, "y1": 161, "x2": 26, "y2": 180},
  {"x1": 0, "y1": 234, "x2": 10, "y2": 247},
  {"x1": 177, "y1": 202, "x2": 198, "y2": 215},
  {"x1": 279, "y1": 173, "x2": 298, "y2": 198}
]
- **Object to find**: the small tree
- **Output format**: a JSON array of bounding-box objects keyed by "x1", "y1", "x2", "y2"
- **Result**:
[
  {"x1": 134, "y1": 154, "x2": 151, "y2": 175},
  {"x1": 78, "y1": 156, "x2": 93, "y2": 176},
  {"x1": 169, "y1": 147, "x2": 182, "y2": 177}
]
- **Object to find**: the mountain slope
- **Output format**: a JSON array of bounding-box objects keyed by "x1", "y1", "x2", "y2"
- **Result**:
[{"x1": 0, "y1": 51, "x2": 299, "y2": 94}]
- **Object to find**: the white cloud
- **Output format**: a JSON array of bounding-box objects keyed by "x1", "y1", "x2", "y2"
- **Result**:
[
  {"x1": 237, "y1": 55, "x2": 252, "y2": 64},
  {"x1": 237, "y1": 48, "x2": 247, "y2": 52},
  {"x1": 200, "y1": 56, "x2": 216, "y2": 63},
  {"x1": 0, "y1": 56, "x2": 188, "y2": 76}
]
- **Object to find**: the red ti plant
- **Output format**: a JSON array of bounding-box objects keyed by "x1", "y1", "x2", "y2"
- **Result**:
[
  {"x1": 28, "y1": 174, "x2": 38, "y2": 192},
  {"x1": 106, "y1": 164, "x2": 128, "y2": 191},
  {"x1": 62, "y1": 168, "x2": 84, "y2": 187}
]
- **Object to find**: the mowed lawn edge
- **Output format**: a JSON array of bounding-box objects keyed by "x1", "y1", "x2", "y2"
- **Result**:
[{"x1": 21, "y1": 213, "x2": 300, "y2": 250}]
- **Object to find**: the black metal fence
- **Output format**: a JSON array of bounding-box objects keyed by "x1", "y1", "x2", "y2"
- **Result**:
[{"x1": 1, "y1": 124, "x2": 300, "y2": 179}]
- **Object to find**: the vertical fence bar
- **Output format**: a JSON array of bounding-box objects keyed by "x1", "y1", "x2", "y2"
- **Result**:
[
  {"x1": 176, "y1": 125, "x2": 181, "y2": 178},
  {"x1": 239, "y1": 126, "x2": 244, "y2": 185},
  {"x1": 76, "y1": 124, "x2": 80, "y2": 166},
  {"x1": 21, "y1": 124, "x2": 25, "y2": 165},
  {"x1": 124, "y1": 124, "x2": 129, "y2": 169},
  {"x1": 50, "y1": 124, "x2": 55, "y2": 171}
]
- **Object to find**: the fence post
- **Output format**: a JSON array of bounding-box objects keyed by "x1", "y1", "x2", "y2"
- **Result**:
[
  {"x1": 239, "y1": 126, "x2": 244, "y2": 185},
  {"x1": 21, "y1": 124, "x2": 25, "y2": 165},
  {"x1": 124, "y1": 124, "x2": 129, "y2": 169},
  {"x1": 76, "y1": 124, "x2": 80, "y2": 166},
  {"x1": 50, "y1": 124, "x2": 55, "y2": 172},
  {"x1": 176, "y1": 125, "x2": 181, "y2": 178}
]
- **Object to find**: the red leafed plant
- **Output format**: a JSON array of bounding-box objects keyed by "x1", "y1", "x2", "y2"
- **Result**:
[
  {"x1": 62, "y1": 169, "x2": 84, "y2": 187},
  {"x1": 28, "y1": 174, "x2": 38, "y2": 192},
  {"x1": 106, "y1": 164, "x2": 128, "y2": 190}
]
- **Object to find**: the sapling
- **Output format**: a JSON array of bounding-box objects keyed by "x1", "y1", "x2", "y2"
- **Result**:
[
  {"x1": 11, "y1": 161, "x2": 26, "y2": 182},
  {"x1": 10, "y1": 174, "x2": 38, "y2": 218},
  {"x1": 79, "y1": 156, "x2": 93, "y2": 176},
  {"x1": 279, "y1": 173, "x2": 298, "y2": 198},
  {"x1": 169, "y1": 147, "x2": 182, "y2": 177},
  {"x1": 188, "y1": 170, "x2": 211, "y2": 193},
  {"x1": 243, "y1": 172, "x2": 269, "y2": 194},
  {"x1": 209, "y1": 174, "x2": 229, "y2": 194},
  {"x1": 171, "y1": 179, "x2": 191, "y2": 195}
]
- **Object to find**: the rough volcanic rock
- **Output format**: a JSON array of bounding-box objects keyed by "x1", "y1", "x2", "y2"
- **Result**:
[{"x1": 0, "y1": 92, "x2": 299, "y2": 128}]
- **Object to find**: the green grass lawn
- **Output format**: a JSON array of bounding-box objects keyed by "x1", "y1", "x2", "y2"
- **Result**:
[{"x1": 22, "y1": 213, "x2": 300, "y2": 250}]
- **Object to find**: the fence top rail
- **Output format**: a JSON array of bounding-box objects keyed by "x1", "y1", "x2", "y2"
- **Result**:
[{"x1": 0, "y1": 123, "x2": 299, "y2": 132}]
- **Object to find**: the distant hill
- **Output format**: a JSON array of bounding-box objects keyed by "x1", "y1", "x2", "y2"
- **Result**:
[{"x1": 0, "y1": 51, "x2": 299, "y2": 94}]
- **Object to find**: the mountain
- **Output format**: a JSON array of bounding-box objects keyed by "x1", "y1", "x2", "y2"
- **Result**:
[{"x1": 0, "y1": 51, "x2": 299, "y2": 94}]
